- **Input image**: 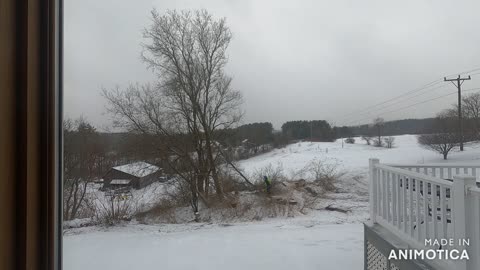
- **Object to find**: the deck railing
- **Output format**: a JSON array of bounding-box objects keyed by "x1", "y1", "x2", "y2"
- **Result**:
[
  {"x1": 386, "y1": 163, "x2": 480, "y2": 180},
  {"x1": 369, "y1": 159, "x2": 480, "y2": 270}
]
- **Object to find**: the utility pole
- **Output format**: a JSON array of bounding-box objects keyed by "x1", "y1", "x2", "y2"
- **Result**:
[{"x1": 444, "y1": 75, "x2": 471, "y2": 151}]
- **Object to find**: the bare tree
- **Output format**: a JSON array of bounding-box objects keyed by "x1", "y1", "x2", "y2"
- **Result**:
[
  {"x1": 63, "y1": 118, "x2": 102, "y2": 220},
  {"x1": 373, "y1": 117, "x2": 384, "y2": 147},
  {"x1": 443, "y1": 93, "x2": 480, "y2": 141},
  {"x1": 418, "y1": 133, "x2": 459, "y2": 160},
  {"x1": 462, "y1": 93, "x2": 480, "y2": 122},
  {"x1": 103, "y1": 9, "x2": 242, "y2": 215},
  {"x1": 460, "y1": 93, "x2": 480, "y2": 140},
  {"x1": 417, "y1": 112, "x2": 459, "y2": 160},
  {"x1": 143, "y1": 9, "x2": 243, "y2": 197},
  {"x1": 361, "y1": 135, "x2": 372, "y2": 145},
  {"x1": 383, "y1": 136, "x2": 395, "y2": 148}
]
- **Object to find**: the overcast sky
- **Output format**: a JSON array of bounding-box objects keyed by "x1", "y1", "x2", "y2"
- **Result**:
[{"x1": 65, "y1": 0, "x2": 480, "y2": 130}]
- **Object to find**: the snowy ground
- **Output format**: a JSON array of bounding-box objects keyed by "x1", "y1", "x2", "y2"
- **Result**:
[
  {"x1": 64, "y1": 222, "x2": 363, "y2": 270},
  {"x1": 64, "y1": 134, "x2": 480, "y2": 270}
]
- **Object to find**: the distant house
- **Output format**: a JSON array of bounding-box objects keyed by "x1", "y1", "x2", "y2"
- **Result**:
[{"x1": 102, "y1": 161, "x2": 164, "y2": 190}]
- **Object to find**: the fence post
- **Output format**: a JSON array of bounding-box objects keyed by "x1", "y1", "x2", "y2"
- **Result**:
[
  {"x1": 452, "y1": 175, "x2": 476, "y2": 270},
  {"x1": 369, "y1": 158, "x2": 379, "y2": 223}
]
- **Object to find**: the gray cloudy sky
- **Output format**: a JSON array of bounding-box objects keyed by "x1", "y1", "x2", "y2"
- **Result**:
[{"x1": 65, "y1": 0, "x2": 480, "y2": 130}]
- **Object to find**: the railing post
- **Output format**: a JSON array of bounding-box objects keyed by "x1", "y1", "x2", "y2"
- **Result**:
[
  {"x1": 369, "y1": 158, "x2": 379, "y2": 223},
  {"x1": 452, "y1": 175, "x2": 476, "y2": 270},
  {"x1": 465, "y1": 178, "x2": 478, "y2": 270},
  {"x1": 465, "y1": 190, "x2": 480, "y2": 270}
]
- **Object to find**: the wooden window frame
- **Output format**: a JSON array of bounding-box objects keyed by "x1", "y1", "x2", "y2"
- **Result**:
[{"x1": 0, "y1": 0, "x2": 62, "y2": 269}]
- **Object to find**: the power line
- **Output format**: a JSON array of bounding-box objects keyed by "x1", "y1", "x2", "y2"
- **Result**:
[
  {"x1": 342, "y1": 91, "x2": 456, "y2": 126},
  {"x1": 338, "y1": 80, "x2": 443, "y2": 119},
  {"x1": 338, "y1": 84, "x2": 449, "y2": 124},
  {"x1": 347, "y1": 87, "x2": 480, "y2": 126},
  {"x1": 469, "y1": 71, "x2": 480, "y2": 77},
  {"x1": 450, "y1": 67, "x2": 480, "y2": 76},
  {"x1": 338, "y1": 66, "x2": 480, "y2": 120},
  {"x1": 342, "y1": 87, "x2": 480, "y2": 127}
]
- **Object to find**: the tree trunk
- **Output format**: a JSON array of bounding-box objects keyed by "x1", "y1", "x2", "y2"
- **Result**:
[
  {"x1": 196, "y1": 168, "x2": 204, "y2": 194},
  {"x1": 210, "y1": 164, "x2": 223, "y2": 198},
  {"x1": 204, "y1": 177, "x2": 209, "y2": 197},
  {"x1": 443, "y1": 152, "x2": 448, "y2": 160},
  {"x1": 204, "y1": 134, "x2": 223, "y2": 198},
  {"x1": 197, "y1": 177, "x2": 204, "y2": 193}
]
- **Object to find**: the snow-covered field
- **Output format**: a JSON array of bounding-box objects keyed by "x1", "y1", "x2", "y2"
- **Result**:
[
  {"x1": 64, "y1": 134, "x2": 480, "y2": 270},
  {"x1": 239, "y1": 134, "x2": 480, "y2": 178}
]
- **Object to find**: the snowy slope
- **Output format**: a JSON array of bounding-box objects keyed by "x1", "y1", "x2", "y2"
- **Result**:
[{"x1": 238, "y1": 134, "x2": 480, "y2": 178}]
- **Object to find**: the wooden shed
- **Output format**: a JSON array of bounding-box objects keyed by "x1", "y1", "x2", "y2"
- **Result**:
[{"x1": 102, "y1": 161, "x2": 164, "y2": 190}]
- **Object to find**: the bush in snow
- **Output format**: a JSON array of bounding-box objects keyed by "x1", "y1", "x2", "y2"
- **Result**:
[
  {"x1": 383, "y1": 136, "x2": 395, "y2": 148},
  {"x1": 221, "y1": 171, "x2": 244, "y2": 193},
  {"x1": 92, "y1": 190, "x2": 137, "y2": 226},
  {"x1": 305, "y1": 158, "x2": 344, "y2": 192},
  {"x1": 251, "y1": 163, "x2": 287, "y2": 193},
  {"x1": 63, "y1": 218, "x2": 95, "y2": 229},
  {"x1": 373, "y1": 117, "x2": 385, "y2": 147},
  {"x1": 372, "y1": 138, "x2": 383, "y2": 147},
  {"x1": 345, "y1": 137, "x2": 355, "y2": 144},
  {"x1": 361, "y1": 135, "x2": 372, "y2": 145},
  {"x1": 136, "y1": 198, "x2": 178, "y2": 224}
]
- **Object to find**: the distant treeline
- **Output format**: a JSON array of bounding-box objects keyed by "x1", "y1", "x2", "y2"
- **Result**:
[
  {"x1": 218, "y1": 122, "x2": 274, "y2": 146},
  {"x1": 350, "y1": 118, "x2": 436, "y2": 136},
  {"x1": 220, "y1": 120, "x2": 340, "y2": 146},
  {"x1": 281, "y1": 120, "x2": 336, "y2": 142},
  {"x1": 96, "y1": 118, "x2": 439, "y2": 160}
]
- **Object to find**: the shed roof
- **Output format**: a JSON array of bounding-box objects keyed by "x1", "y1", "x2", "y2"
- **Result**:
[
  {"x1": 110, "y1": 179, "x2": 131, "y2": 185},
  {"x1": 112, "y1": 162, "x2": 160, "y2": 178}
]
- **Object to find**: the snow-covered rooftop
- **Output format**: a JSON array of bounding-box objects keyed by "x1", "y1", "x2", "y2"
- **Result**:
[
  {"x1": 112, "y1": 162, "x2": 160, "y2": 178},
  {"x1": 110, "y1": 179, "x2": 131, "y2": 185}
]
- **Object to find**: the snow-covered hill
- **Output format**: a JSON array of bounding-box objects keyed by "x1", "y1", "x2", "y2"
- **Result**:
[{"x1": 239, "y1": 134, "x2": 480, "y2": 177}]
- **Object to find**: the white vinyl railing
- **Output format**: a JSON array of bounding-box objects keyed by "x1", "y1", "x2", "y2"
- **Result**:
[
  {"x1": 386, "y1": 163, "x2": 480, "y2": 180},
  {"x1": 369, "y1": 159, "x2": 480, "y2": 270},
  {"x1": 467, "y1": 187, "x2": 480, "y2": 269}
]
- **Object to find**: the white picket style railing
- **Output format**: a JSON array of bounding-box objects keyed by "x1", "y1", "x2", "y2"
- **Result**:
[{"x1": 369, "y1": 159, "x2": 480, "y2": 270}]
